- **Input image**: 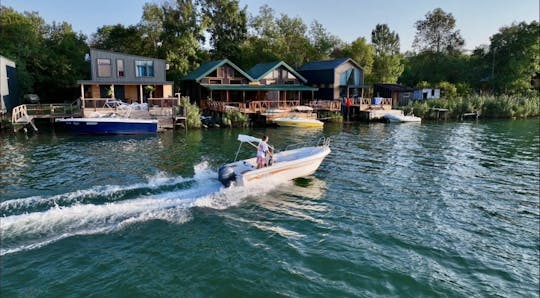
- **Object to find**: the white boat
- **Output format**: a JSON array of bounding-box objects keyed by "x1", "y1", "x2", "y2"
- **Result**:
[
  {"x1": 218, "y1": 134, "x2": 331, "y2": 187},
  {"x1": 384, "y1": 113, "x2": 422, "y2": 123},
  {"x1": 273, "y1": 116, "x2": 324, "y2": 127}
]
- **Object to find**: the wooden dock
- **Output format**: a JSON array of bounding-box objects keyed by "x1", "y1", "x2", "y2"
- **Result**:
[{"x1": 11, "y1": 102, "x2": 82, "y2": 132}]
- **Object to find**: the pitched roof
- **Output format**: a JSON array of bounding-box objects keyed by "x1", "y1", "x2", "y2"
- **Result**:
[
  {"x1": 247, "y1": 61, "x2": 307, "y2": 83},
  {"x1": 297, "y1": 58, "x2": 363, "y2": 71},
  {"x1": 181, "y1": 59, "x2": 254, "y2": 81},
  {"x1": 200, "y1": 84, "x2": 317, "y2": 91}
]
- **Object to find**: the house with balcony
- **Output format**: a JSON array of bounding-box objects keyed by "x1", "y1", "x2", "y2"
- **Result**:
[
  {"x1": 78, "y1": 49, "x2": 173, "y2": 106},
  {"x1": 181, "y1": 59, "x2": 317, "y2": 113}
]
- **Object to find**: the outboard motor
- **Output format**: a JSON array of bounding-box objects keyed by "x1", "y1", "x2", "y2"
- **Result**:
[{"x1": 218, "y1": 165, "x2": 236, "y2": 187}]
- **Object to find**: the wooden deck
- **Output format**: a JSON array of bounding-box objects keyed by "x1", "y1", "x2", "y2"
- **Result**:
[{"x1": 11, "y1": 102, "x2": 82, "y2": 132}]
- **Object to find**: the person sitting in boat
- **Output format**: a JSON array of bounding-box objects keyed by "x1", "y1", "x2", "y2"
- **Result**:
[{"x1": 257, "y1": 135, "x2": 272, "y2": 168}]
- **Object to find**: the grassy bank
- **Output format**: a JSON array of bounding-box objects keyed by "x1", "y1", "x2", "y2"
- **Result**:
[{"x1": 404, "y1": 94, "x2": 539, "y2": 120}]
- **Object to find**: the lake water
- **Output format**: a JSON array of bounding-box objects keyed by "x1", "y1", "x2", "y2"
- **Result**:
[{"x1": 1, "y1": 119, "x2": 539, "y2": 297}]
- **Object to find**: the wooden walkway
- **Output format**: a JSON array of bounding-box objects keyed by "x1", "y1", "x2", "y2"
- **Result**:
[{"x1": 11, "y1": 102, "x2": 82, "y2": 132}]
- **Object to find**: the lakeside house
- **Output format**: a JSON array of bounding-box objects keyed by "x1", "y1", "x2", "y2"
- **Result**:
[
  {"x1": 180, "y1": 59, "x2": 317, "y2": 111},
  {"x1": 1, "y1": 55, "x2": 19, "y2": 116},
  {"x1": 297, "y1": 58, "x2": 368, "y2": 100},
  {"x1": 78, "y1": 49, "x2": 173, "y2": 104}
]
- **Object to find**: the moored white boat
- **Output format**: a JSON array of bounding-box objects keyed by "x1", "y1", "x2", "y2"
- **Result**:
[
  {"x1": 218, "y1": 134, "x2": 331, "y2": 187},
  {"x1": 55, "y1": 117, "x2": 158, "y2": 134},
  {"x1": 273, "y1": 116, "x2": 324, "y2": 127},
  {"x1": 384, "y1": 113, "x2": 422, "y2": 123}
]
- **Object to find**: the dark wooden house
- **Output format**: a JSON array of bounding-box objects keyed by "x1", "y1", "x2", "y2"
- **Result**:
[{"x1": 297, "y1": 58, "x2": 367, "y2": 100}]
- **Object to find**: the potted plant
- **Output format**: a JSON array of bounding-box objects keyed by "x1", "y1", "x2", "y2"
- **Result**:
[{"x1": 145, "y1": 85, "x2": 155, "y2": 98}]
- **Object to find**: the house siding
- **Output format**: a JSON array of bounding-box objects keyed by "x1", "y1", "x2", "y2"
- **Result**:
[{"x1": 89, "y1": 49, "x2": 167, "y2": 84}]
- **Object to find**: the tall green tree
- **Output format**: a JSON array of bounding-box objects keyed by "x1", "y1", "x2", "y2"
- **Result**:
[
  {"x1": 0, "y1": 6, "x2": 88, "y2": 100},
  {"x1": 371, "y1": 24, "x2": 403, "y2": 83},
  {"x1": 39, "y1": 22, "x2": 89, "y2": 98},
  {"x1": 161, "y1": 0, "x2": 205, "y2": 81},
  {"x1": 241, "y1": 5, "x2": 313, "y2": 68},
  {"x1": 413, "y1": 8, "x2": 464, "y2": 54},
  {"x1": 140, "y1": 3, "x2": 164, "y2": 57},
  {"x1": 489, "y1": 21, "x2": 540, "y2": 94},
  {"x1": 309, "y1": 20, "x2": 342, "y2": 60},
  {"x1": 199, "y1": 0, "x2": 247, "y2": 63},
  {"x1": 0, "y1": 6, "x2": 45, "y2": 95},
  {"x1": 371, "y1": 24, "x2": 400, "y2": 55}
]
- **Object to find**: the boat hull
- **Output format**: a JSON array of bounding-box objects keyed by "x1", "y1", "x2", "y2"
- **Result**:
[
  {"x1": 273, "y1": 118, "x2": 324, "y2": 127},
  {"x1": 219, "y1": 146, "x2": 331, "y2": 187},
  {"x1": 55, "y1": 118, "x2": 158, "y2": 134}
]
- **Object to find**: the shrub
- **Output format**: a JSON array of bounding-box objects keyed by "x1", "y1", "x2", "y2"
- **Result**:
[
  {"x1": 181, "y1": 98, "x2": 201, "y2": 128},
  {"x1": 221, "y1": 109, "x2": 249, "y2": 127}
]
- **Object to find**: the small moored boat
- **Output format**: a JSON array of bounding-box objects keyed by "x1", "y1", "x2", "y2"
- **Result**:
[
  {"x1": 218, "y1": 134, "x2": 331, "y2": 187},
  {"x1": 384, "y1": 113, "x2": 422, "y2": 123},
  {"x1": 55, "y1": 117, "x2": 158, "y2": 134}
]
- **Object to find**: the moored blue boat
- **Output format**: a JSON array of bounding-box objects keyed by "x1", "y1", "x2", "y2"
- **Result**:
[{"x1": 55, "y1": 117, "x2": 158, "y2": 134}]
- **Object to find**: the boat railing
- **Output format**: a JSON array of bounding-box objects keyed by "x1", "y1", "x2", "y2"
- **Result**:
[{"x1": 282, "y1": 137, "x2": 330, "y2": 152}]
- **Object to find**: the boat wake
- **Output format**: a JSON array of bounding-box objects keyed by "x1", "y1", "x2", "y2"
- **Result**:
[{"x1": 0, "y1": 162, "x2": 280, "y2": 256}]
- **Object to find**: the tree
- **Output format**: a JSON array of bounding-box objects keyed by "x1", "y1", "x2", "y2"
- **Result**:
[
  {"x1": 161, "y1": 0, "x2": 205, "y2": 81},
  {"x1": 140, "y1": 3, "x2": 164, "y2": 57},
  {"x1": 371, "y1": 24, "x2": 400, "y2": 55},
  {"x1": 371, "y1": 24, "x2": 403, "y2": 83},
  {"x1": 335, "y1": 37, "x2": 374, "y2": 78},
  {"x1": 489, "y1": 21, "x2": 540, "y2": 94},
  {"x1": 199, "y1": 0, "x2": 247, "y2": 63},
  {"x1": 309, "y1": 20, "x2": 342, "y2": 60},
  {"x1": 90, "y1": 24, "x2": 145, "y2": 55},
  {"x1": 0, "y1": 6, "x2": 88, "y2": 100},
  {"x1": 0, "y1": 6, "x2": 45, "y2": 95},
  {"x1": 241, "y1": 5, "x2": 314, "y2": 68},
  {"x1": 413, "y1": 8, "x2": 464, "y2": 54}
]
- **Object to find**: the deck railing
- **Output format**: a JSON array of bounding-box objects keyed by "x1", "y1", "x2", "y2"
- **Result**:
[
  {"x1": 12, "y1": 101, "x2": 81, "y2": 123},
  {"x1": 201, "y1": 99, "x2": 300, "y2": 114},
  {"x1": 308, "y1": 100, "x2": 341, "y2": 111}
]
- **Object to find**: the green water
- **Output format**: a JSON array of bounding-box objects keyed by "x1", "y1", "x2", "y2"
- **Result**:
[{"x1": 1, "y1": 119, "x2": 539, "y2": 297}]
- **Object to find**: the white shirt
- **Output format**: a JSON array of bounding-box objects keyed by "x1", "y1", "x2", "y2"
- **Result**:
[{"x1": 257, "y1": 141, "x2": 268, "y2": 158}]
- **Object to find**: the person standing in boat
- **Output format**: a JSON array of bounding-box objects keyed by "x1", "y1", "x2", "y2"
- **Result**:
[{"x1": 257, "y1": 135, "x2": 272, "y2": 168}]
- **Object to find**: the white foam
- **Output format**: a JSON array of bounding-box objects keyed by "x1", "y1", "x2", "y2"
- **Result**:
[
  {"x1": 0, "y1": 162, "x2": 287, "y2": 256},
  {"x1": 0, "y1": 171, "x2": 190, "y2": 213}
]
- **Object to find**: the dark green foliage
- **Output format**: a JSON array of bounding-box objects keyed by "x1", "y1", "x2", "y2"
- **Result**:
[
  {"x1": 488, "y1": 21, "x2": 540, "y2": 94},
  {"x1": 0, "y1": 6, "x2": 88, "y2": 101},
  {"x1": 406, "y1": 94, "x2": 539, "y2": 119},
  {"x1": 181, "y1": 98, "x2": 202, "y2": 128},
  {"x1": 221, "y1": 109, "x2": 249, "y2": 127}
]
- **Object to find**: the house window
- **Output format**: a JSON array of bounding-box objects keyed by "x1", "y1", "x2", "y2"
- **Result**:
[
  {"x1": 117, "y1": 59, "x2": 124, "y2": 77},
  {"x1": 230, "y1": 79, "x2": 242, "y2": 84},
  {"x1": 135, "y1": 60, "x2": 154, "y2": 77},
  {"x1": 97, "y1": 59, "x2": 111, "y2": 77},
  {"x1": 227, "y1": 67, "x2": 236, "y2": 78}
]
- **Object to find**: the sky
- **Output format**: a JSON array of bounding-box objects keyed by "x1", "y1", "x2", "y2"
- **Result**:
[{"x1": 3, "y1": 0, "x2": 538, "y2": 52}]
